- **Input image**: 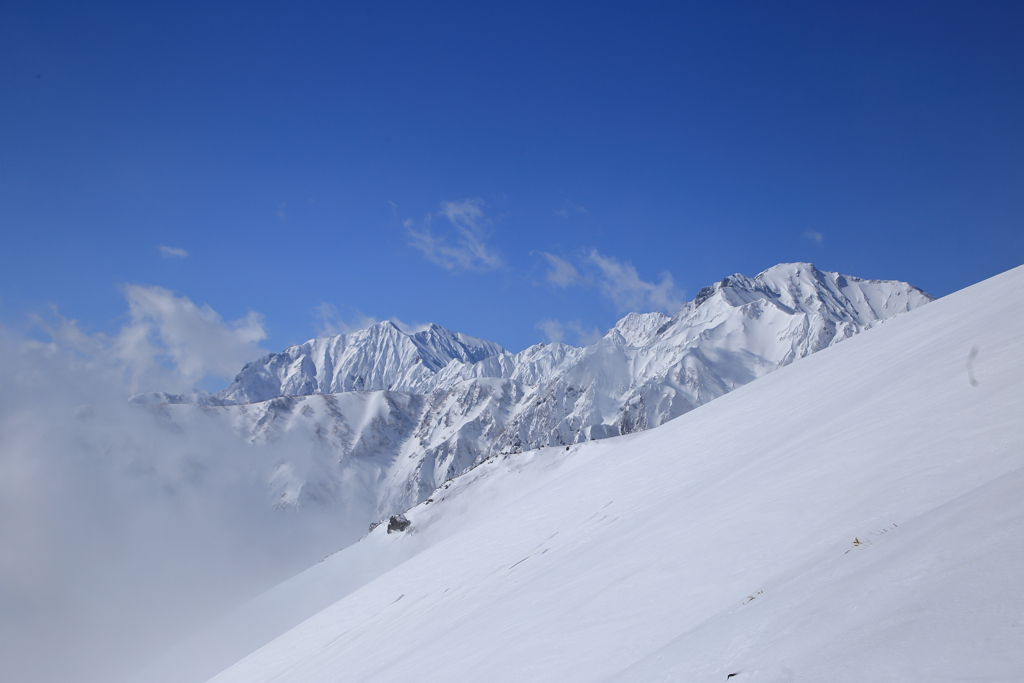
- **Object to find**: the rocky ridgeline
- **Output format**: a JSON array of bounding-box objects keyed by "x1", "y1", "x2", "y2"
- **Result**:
[{"x1": 137, "y1": 263, "x2": 931, "y2": 519}]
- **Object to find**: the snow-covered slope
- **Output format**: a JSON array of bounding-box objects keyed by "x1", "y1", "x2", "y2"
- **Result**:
[
  {"x1": 140, "y1": 263, "x2": 929, "y2": 520},
  {"x1": 194, "y1": 263, "x2": 1022, "y2": 683}
]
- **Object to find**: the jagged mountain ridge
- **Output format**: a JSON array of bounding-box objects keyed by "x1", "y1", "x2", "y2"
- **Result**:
[
  {"x1": 146, "y1": 263, "x2": 931, "y2": 517},
  {"x1": 219, "y1": 322, "x2": 506, "y2": 403}
]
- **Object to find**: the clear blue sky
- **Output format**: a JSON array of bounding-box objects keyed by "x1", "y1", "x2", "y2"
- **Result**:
[{"x1": 2, "y1": 1, "x2": 1022, "y2": 370}]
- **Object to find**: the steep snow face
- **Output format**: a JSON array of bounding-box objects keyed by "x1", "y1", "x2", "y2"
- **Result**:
[
  {"x1": 141, "y1": 263, "x2": 931, "y2": 517},
  {"x1": 185, "y1": 264, "x2": 1021, "y2": 683},
  {"x1": 611, "y1": 311, "x2": 671, "y2": 346}
]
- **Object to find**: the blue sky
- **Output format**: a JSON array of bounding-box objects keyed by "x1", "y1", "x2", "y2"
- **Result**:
[{"x1": 2, "y1": 1, "x2": 1022, "y2": 389}]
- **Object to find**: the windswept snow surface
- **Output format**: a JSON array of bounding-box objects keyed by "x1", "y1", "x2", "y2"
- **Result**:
[
  {"x1": 137, "y1": 264, "x2": 930, "y2": 522},
  {"x1": 204, "y1": 264, "x2": 1023, "y2": 683}
]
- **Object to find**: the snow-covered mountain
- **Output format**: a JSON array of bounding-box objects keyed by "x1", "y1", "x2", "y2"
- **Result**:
[
  {"x1": 218, "y1": 322, "x2": 505, "y2": 403},
  {"x1": 138, "y1": 263, "x2": 930, "y2": 519},
  {"x1": 140, "y1": 263, "x2": 1023, "y2": 683}
]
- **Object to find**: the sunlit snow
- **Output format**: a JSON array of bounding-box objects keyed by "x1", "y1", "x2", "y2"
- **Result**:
[{"x1": 186, "y1": 265, "x2": 1021, "y2": 682}]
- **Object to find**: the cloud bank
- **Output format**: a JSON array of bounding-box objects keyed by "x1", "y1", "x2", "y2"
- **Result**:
[
  {"x1": 0, "y1": 291, "x2": 356, "y2": 683},
  {"x1": 34, "y1": 285, "x2": 268, "y2": 394}
]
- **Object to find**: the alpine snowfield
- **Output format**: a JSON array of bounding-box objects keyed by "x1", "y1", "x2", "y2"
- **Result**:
[{"x1": 197, "y1": 265, "x2": 1024, "y2": 683}]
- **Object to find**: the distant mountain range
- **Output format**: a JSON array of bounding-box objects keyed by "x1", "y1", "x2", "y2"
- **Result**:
[{"x1": 132, "y1": 263, "x2": 931, "y2": 520}]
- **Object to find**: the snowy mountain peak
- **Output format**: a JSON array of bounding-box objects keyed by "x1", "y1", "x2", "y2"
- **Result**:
[
  {"x1": 665, "y1": 262, "x2": 930, "y2": 344},
  {"x1": 690, "y1": 262, "x2": 929, "y2": 315},
  {"x1": 214, "y1": 320, "x2": 505, "y2": 404},
  {"x1": 407, "y1": 323, "x2": 505, "y2": 371}
]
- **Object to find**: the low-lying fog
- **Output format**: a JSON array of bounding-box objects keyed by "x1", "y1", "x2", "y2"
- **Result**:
[{"x1": 0, "y1": 287, "x2": 363, "y2": 683}]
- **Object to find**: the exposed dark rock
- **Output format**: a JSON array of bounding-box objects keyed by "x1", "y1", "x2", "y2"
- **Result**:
[{"x1": 387, "y1": 514, "x2": 411, "y2": 534}]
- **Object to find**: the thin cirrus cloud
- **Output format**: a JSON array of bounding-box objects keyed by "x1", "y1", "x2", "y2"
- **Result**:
[
  {"x1": 313, "y1": 302, "x2": 426, "y2": 337},
  {"x1": 555, "y1": 200, "x2": 588, "y2": 218},
  {"x1": 538, "y1": 249, "x2": 685, "y2": 315},
  {"x1": 536, "y1": 252, "x2": 583, "y2": 287},
  {"x1": 406, "y1": 199, "x2": 503, "y2": 272},
  {"x1": 535, "y1": 318, "x2": 603, "y2": 346},
  {"x1": 159, "y1": 245, "x2": 189, "y2": 258},
  {"x1": 804, "y1": 230, "x2": 824, "y2": 245}
]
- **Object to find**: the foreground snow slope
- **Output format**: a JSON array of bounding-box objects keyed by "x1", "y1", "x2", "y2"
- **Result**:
[{"x1": 206, "y1": 265, "x2": 1021, "y2": 683}]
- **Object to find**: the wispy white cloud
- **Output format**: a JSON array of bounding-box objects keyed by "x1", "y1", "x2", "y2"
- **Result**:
[
  {"x1": 555, "y1": 200, "x2": 588, "y2": 218},
  {"x1": 313, "y1": 303, "x2": 378, "y2": 337},
  {"x1": 804, "y1": 229, "x2": 824, "y2": 245},
  {"x1": 158, "y1": 245, "x2": 189, "y2": 258},
  {"x1": 537, "y1": 249, "x2": 685, "y2": 314},
  {"x1": 585, "y1": 249, "x2": 684, "y2": 314},
  {"x1": 535, "y1": 319, "x2": 566, "y2": 344},
  {"x1": 537, "y1": 251, "x2": 583, "y2": 287},
  {"x1": 313, "y1": 303, "x2": 425, "y2": 337},
  {"x1": 406, "y1": 198, "x2": 503, "y2": 272},
  {"x1": 535, "y1": 318, "x2": 603, "y2": 346}
]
